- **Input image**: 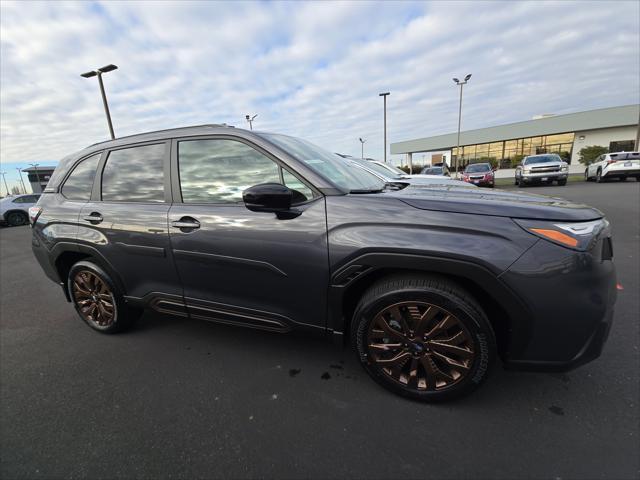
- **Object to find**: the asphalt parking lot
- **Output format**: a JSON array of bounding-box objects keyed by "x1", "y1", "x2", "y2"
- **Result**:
[{"x1": 1, "y1": 181, "x2": 638, "y2": 480}]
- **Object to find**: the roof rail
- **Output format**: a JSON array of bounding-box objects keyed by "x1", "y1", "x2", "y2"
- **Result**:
[{"x1": 86, "y1": 123, "x2": 233, "y2": 149}]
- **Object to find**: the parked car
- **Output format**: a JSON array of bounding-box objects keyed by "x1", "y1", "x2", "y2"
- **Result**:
[
  {"x1": 344, "y1": 157, "x2": 474, "y2": 188},
  {"x1": 31, "y1": 125, "x2": 616, "y2": 402},
  {"x1": 0, "y1": 193, "x2": 41, "y2": 226},
  {"x1": 515, "y1": 154, "x2": 568, "y2": 187},
  {"x1": 584, "y1": 152, "x2": 640, "y2": 183},
  {"x1": 419, "y1": 165, "x2": 450, "y2": 176},
  {"x1": 461, "y1": 163, "x2": 495, "y2": 188}
]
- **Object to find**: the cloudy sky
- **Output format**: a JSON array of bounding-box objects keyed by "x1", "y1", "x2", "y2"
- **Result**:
[{"x1": 1, "y1": 0, "x2": 638, "y2": 193}]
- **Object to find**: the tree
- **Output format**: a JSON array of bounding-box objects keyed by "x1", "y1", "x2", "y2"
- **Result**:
[{"x1": 578, "y1": 145, "x2": 608, "y2": 166}]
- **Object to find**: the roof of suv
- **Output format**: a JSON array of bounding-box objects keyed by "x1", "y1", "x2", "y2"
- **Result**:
[{"x1": 86, "y1": 123, "x2": 236, "y2": 150}]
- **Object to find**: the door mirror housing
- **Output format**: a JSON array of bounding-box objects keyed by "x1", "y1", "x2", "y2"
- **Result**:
[{"x1": 243, "y1": 183, "x2": 292, "y2": 213}]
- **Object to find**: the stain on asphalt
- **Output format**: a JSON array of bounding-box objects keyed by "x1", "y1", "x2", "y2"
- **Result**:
[
  {"x1": 289, "y1": 368, "x2": 301, "y2": 377},
  {"x1": 330, "y1": 364, "x2": 343, "y2": 370},
  {"x1": 321, "y1": 372, "x2": 331, "y2": 380},
  {"x1": 549, "y1": 406, "x2": 565, "y2": 416}
]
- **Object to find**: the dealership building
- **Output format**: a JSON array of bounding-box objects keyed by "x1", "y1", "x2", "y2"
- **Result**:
[{"x1": 391, "y1": 104, "x2": 639, "y2": 170}]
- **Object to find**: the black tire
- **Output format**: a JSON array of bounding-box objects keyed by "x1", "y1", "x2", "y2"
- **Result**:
[
  {"x1": 514, "y1": 177, "x2": 518, "y2": 186},
  {"x1": 557, "y1": 179, "x2": 567, "y2": 186},
  {"x1": 68, "y1": 260, "x2": 141, "y2": 333},
  {"x1": 584, "y1": 169, "x2": 590, "y2": 182},
  {"x1": 351, "y1": 274, "x2": 496, "y2": 402},
  {"x1": 636, "y1": 177, "x2": 640, "y2": 182},
  {"x1": 596, "y1": 169, "x2": 604, "y2": 183},
  {"x1": 518, "y1": 178, "x2": 525, "y2": 187},
  {"x1": 6, "y1": 211, "x2": 28, "y2": 227},
  {"x1": 619, "y1": 177, "x2": 626, "y2": 181}
]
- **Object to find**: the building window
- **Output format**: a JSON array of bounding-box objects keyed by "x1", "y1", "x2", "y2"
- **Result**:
[{"x1": 609, "y1": 140, "x2": 634, "y2": 152}]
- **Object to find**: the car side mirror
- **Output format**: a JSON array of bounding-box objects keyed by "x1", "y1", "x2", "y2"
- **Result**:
[{"x1": 243, "y1": 183, "x2": 293, "y2": 213}]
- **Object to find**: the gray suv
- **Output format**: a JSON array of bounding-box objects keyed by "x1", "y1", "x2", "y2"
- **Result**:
[{"x1": 31, "y1": 125, "x2": 617, "y2": 402}]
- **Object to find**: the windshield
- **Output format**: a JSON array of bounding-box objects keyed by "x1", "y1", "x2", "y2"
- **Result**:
[
  {"x1": 465, "y1": 163, "x2": 491, "y2": 173},
  {"x1": 421, "y1": 167, "x2": 443, "y2": 175},
  {"x1": 372, "y1": 161, "x2": 407, "y2": 176},
  {"x1": 525, "y1": 155, "x2": 561, "y2": 165},
  {"x1": 260, "y1": 133, "x2": 385, "y2": 192},
  {"x1": 351, "y1": 159, "x2": 404, "y2": 180}
]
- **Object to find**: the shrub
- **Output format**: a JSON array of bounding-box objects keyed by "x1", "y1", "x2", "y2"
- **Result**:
[
  {"x1": 510, "y1": 154, "x2": 525, "y2": 168},
  {"x1": 558, "y1": 151, "x2": 571, "y2": 162},
  {"x1": 578, "y1": 145, "x2": 608, "y2": 166}
]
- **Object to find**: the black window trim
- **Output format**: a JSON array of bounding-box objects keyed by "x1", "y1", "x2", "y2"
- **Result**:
[
  {"x1": 170, "y1": 135, "x2": 322, "y2": 206},
  {"x1": 60, "y1": 151, "x2": 105, "y2": 202},
  {"x1": 95, "y1": 140, "x2": 171, "y2": 204}
]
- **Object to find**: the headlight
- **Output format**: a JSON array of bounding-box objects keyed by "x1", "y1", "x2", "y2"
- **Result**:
[
  {"x1": 514, "y1": 218, "x2": 608, "y2": 251},
  {"x1": 561, "y1": 166, "x2": 568, "y2": 171}
]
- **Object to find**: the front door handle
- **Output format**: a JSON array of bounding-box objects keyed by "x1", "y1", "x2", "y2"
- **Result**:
[
  {"x1": 171, "y1": 217, "x2": 200, "y2": 231},
  {"x1": 83, "y1": 212, "x2": 103, "y2": 224}
]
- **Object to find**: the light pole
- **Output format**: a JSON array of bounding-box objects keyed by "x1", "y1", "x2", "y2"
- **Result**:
[
  {"x1": 359, "y1": 137, "x2": 366, "y2": 159},
  {"x1": 81, "y1": 64, "x2": 118, "y2": 140},
  {"x1": 29, "y1": 163, "x2": 41, "y2": 193},
  {"x1": 245, "y1": 114, "x2": 257, "y2": 130},
  {"x1": 0, "y1": 172, "x2": 9, "y2": 196},
  {"x1": 452, "y1": 74, "x2": 471, "y2": 178},
  {"x1": 379, "y1": 92, "x2": 390, "y2": 163},
  {"x1": 16, "y1": 168, "x2": 27, "y2": 193}
]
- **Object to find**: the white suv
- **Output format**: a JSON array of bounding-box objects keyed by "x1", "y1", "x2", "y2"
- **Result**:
[
  {"x1": 0, "y1": 194, "x2": 41, "y2": 226},
  {"x1": 585, "y1": 151, "x2": 640, "y2": 183}
]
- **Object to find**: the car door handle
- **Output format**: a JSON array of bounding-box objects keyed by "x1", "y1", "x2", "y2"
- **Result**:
[
  {"x1": 83, "y1": 212, "x2": 103, "y2": 224},
  {"x1": 171, "y1": 217, "x2": 200, "y2": 230}
]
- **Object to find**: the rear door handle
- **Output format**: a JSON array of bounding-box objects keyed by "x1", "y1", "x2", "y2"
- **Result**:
[
  {"x1": 171, "y1": 217, "x2": 200, "y2": 231},
  {"x1": 83, "y1": 212, "x2": 103, "y2": 224}
]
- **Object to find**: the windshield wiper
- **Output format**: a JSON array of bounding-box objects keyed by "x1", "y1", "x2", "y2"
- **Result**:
[{"x1": 349, "y1": 187, "x2": 385, "y2": 194}]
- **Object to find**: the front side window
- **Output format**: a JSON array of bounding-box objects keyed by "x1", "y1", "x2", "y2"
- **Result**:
[
  {"x1": 179, "y1": 139, "x2": 284, "y2": 204},
  {"x1": 102, "y1": 144, "x2": 165, "y2": 202},
  {"x1": 61, "y1": 153, "x2": 101, "y2": 201}
]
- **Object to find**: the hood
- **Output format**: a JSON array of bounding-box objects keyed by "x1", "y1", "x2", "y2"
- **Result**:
[{"x1": 386, "y1": 184, "x2": 603, "y2": 221}]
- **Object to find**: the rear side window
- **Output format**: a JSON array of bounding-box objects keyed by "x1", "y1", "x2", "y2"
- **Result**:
[
  {"x1": 102, "y1": 144, "x2": 165, "y2": 202},
  {"x1": 61, "y1": 153, "x2": 101, "y2": 201}
]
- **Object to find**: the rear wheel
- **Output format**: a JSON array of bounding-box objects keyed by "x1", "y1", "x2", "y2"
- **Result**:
[
  {"x1": 6, "y1": 211, "x2": 28, "y2": 226},
  {"x1": 584, "y1": 169, "x2": 590, "y2": 181},
  {"x1": 68, "y1": 261, "x2": 141, "y2": 333},
  {"x1": 352, "y1": 275, "x2": 496, "y2": 402}
]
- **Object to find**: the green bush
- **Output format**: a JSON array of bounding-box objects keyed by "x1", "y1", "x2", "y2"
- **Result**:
[
  {"x1": 509, "y1": 154, "x2": 525, "y2": 168},
  {"x1": 558, "y1": 151, "x2": 571, "y2": 162},
  {"x1": 398, "y1": 164, "x2": 426, "y2": 174},
  {"x1": 578, "y1": 145, "x2": 608, "y2": 166}
]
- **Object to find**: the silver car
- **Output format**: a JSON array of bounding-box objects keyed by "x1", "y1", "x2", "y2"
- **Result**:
[
  {"x1": 0, "y1": 193, "x2": 41, "y2": 226},
  {"x1": 515, "y1": 154, "x2": 569, "y2": 187}
]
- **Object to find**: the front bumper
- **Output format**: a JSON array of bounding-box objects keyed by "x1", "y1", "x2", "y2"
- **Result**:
[
  {"x1": 521, "y1": 171, "x2": 568, "y2": 182},
  {"x1": 499, "y1": 233, "x2": 616, "y2": 372}
]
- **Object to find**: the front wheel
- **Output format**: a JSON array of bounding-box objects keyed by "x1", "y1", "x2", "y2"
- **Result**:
[
  {"x1": 352, "y1": 275, "x2": 496, "y2": 402},
  {"x1": 557, "y1": 179, "x2": 567, "y2": 186},
  {"x1": 68, "y1": 261, "x2": 142, "y2": 333}
]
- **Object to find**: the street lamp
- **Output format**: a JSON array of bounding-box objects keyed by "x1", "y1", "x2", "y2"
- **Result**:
[
  {"x1": 16, "y1": 167, "x2": 27, "y2": 193},
  {"x1": 359, "y1": 137, "x2": 366, "y2": 159},
  {"x1": 245, "y1": 114, "x2": 258, "y2": 130},
  {"x1": 29, "y1": 163, "x2": 41, "y2": 193},
  {"x1": 452, "y1": 74, "x2": 472, "y2": 178},
  {"x1": 0, "y1": 172, "x2": 9, "y2": 196},
  {"x1": 379, "y1": 92, "x2": 390, "y2": 163},
  {"x1": 81, "y1": 64, "x2": 118, "y2": 140}
]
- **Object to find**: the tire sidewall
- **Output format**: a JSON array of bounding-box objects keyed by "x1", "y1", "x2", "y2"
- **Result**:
[
  {"x1": 7, "y1": 212, "x2": 27, "y2": 226},
  {"x1": 353, "y1": 286, "x2": 495, "y2": 402},
  {"x1": 68, "y1": 260, "x2": 124, "y2": 333}
]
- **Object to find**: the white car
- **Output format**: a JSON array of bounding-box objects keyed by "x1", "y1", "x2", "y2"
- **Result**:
[
  {"x1": 0, "y1": 193, "x2": 41, "y2": 226},
  {"x1": 585, "y1": 151, "x2": 640, "y2": 183}
]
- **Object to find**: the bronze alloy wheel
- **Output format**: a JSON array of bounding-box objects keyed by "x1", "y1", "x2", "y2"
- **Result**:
[
  {"x1": 367, "y1": 301, "x2": 475, "y2": 391},
  {"x1": 72, "y1": 270, "x2": 116, "y2": 328}
]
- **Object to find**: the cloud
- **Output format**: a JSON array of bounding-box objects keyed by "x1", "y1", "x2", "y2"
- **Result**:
[{"x1": 0, "y1": 0, "x2": 638, "y2": 192}]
